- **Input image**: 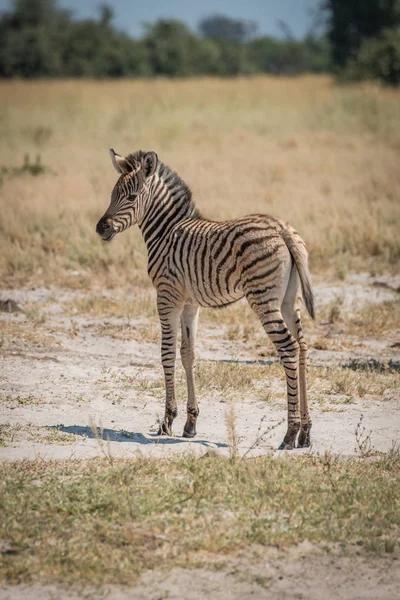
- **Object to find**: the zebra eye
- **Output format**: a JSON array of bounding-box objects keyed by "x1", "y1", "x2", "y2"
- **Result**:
[{"x1": 128, "y1": 193, "x2": 137, "y2": 201}]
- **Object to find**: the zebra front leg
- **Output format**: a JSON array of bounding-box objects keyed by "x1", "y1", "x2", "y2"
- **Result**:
[
  {"x1": 180, "y1": 305, "x2": 199, "y2": 438},
  {"x1": 157, "y1": 301, "x2": 182, "y2": 436}
]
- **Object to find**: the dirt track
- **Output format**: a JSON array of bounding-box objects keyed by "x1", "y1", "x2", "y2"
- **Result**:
[{"x1": 1, "y1": 273, "x2": 399, "y2": 461}]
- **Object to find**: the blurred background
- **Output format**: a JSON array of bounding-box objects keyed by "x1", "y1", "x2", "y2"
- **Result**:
[
  {"x1": 1, "y1": 0, "x2": 400, "y2": 82},
  {"x1": 0, "y1": 0, "x2": 399, "y2": 290}
]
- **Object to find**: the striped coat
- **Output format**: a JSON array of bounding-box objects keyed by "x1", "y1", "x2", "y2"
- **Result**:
[{"x1": 96, "y1": 149, "x2": 314, "y2": 449}]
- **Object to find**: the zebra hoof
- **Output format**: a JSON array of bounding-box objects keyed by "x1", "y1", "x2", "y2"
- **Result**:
[
  {"x1": 297, "y1": 441, "x2": 310, "y2": 448},
  {"x1": 182, "y1": 428, "x2": 196, "y2": 439},
  {"x1": 297, "y1": 435, "x2": 311, "y2": 448},
  {"x1": 297, "y1": 425, "x2": 312, "y2": 448},
  {"x1": 157, "y1": 422, "x2": 173, "y2": 436},
  {"x1": 278, "y1": 440, "x2": 295, "y2": 450}
]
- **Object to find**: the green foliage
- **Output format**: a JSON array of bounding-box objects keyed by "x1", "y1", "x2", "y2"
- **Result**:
[
  {"x1": 0, "y1": 0, "x2": 330, "y2": 78},
  {"x1": 143, "y1": 20, "x2": 203, "y2": 76},
  {"x1": 346, "y1": 27, "x2": 400, "y2": 85},
  {"x1": 325, "y1": 0, "x2": 400, "y2": 84},
  {"x1": 199, "y1": 14, "x2": 257, "y2": 44},
  {"x1": 248, "y1": 35, "x2": 331, "y2": 75}
]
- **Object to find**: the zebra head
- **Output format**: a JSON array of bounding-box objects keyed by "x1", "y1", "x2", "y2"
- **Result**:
[{"x1": 96, "y1": 148, "x2": 158, "y2": 241}]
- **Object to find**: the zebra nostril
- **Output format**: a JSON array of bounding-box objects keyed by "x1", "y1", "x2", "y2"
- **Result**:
[{"x1": 96, "y1": 219, "x2": 111, "y2": 236}]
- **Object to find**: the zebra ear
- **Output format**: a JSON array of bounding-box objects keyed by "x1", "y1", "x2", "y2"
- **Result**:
[
  {"x1": 109, "y1": 148, "x2": 134, "y2": 174},
  {"x1": 143, "y1": 151, "x2": 158, "y2": 178}
]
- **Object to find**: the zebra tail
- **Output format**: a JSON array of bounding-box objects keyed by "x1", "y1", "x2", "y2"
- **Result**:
[{"x1": 281, "y1": 226, "x2": 315, "y2": 320}]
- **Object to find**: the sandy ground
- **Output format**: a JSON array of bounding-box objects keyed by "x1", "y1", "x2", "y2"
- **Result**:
[
  {"x1": 0, "y1": 546, "x2": 399, "y2": 599},
  {"x1": 0, "y1": 273, "x2": 399, "y2": 461},
  {"x1": 0, "y1": 274, "x2": 399, "y2": 599}
]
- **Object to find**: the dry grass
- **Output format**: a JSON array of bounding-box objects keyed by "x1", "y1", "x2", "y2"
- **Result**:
[
  {"x1": 195, "y1": 360, "x2": 269, "y2": 398},
  {"x1": 64, "y1": 291, "x2": 157, "y2": 319},
  {"x1": 0, "y1": 393, "x2": 48, "y2": 406},
  {"x1": 64, "y1": 292, "x2": 160, "y2": 343},
  {"x1": 348, "y1": 299, "x2": 400, "y2": 335},
  {"x1": 0, "y1": 454, "x2": 398, "y2": 584},
  {"x1": 0, "y1": 318, "x2": 59, "y2": 352},
  {"x1": 96, "y1": 321, "x2": 160, "y2": 344},
  {"x1": 96, "y1": 358, "x2": 399, "y2": 410},
  {"x1": 326, "y1": 368, "x2": 399, "y2": 399},
  {"x1": 309, "y1": 364, "x2": 399, "y2": 404},
  {"x1": 316, "y1": 297, "x2": 400, "y2": 336},
  {"x1": 1, "y1": 76, "x2": 400, "y2": 289},
  {"x1": 0, "y1": 423, "x2": 76, "y2": 447}
]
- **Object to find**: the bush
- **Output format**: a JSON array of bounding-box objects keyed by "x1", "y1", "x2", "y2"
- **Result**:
[
  {"x1": 0, "y1": 0, "x2": 331, "y2": 78},
  {"x1": 345, "y1": 27, "x2": 400, "y2": 85}
]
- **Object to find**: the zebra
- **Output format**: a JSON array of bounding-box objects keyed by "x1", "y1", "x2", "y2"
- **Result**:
[{"x1": 96, "y1": 149, "x2": 315, "y2": 450}]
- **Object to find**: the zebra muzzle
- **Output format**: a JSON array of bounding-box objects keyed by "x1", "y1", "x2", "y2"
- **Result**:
[{"x1": 96, "y1": 218, "x2": 115, "y2": 241}]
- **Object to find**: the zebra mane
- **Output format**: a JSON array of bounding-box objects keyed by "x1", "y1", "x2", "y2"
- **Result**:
[{"x1": 126, "y1": 151, "x2": 202, "y2": 219}]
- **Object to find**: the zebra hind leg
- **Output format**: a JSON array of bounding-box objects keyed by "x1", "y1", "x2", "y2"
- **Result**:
[
  {"x1": 276, "y1": 326, "x2": 300, "y2": 450},
  {"x1": 281, "y1": 280, "x2": 312, "y2": 448},
  {"x1": 247, "y1": 294, "x2": 301, "y2": 450},
  {"x1": 295, "y1": 311, "x2": 311, "y2": 447}
]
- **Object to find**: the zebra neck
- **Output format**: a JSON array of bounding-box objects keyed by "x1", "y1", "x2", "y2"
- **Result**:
[{"x1": 138, "y1": 169, "x2": 199, "y2": 253}]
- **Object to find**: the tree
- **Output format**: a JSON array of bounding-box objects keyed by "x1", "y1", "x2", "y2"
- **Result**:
[
  {"x1": 11, "y1": 0, "x2": 61, "y2": 27},
  {"x1": 0, "y1": 0, "x2": 68, "y2": 76},
  {"x1": 346, "y1": 26, "x2": 400, "y2": 84},
  {"x1": 199, "y1": 15, "x2": 257, "y2": 44},
  {"x1": 324, "y1": 0, "x2": 400, "y2": 70},
  {"x1": 0, "y1": 0, "x2": 331, "y2": 79},
  {"x1": 98, "y1": 4, "x2": 113, "y2": 27},
  {"x1": 144, "y1": 20, "x2": 204, "y2": 76},
  {"x1": 0, "y1": 0, "x2": 150, "y2": 77},
  {"x1": 248, "y1": 35, "x2": 330, "y2": 75}
]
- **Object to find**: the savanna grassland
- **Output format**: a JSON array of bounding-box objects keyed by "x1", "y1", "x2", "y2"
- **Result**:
[
  {"x1": 1, "y1": 77, "x2": 400, "y2": 596},
  {"x1": 1, "y1": 75, "x2": 400, "y2": 287}
]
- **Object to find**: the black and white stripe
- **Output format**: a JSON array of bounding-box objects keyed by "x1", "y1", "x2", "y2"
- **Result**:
[{"x1": 96, "y1": 149, "x2": 315, "y2": 449}]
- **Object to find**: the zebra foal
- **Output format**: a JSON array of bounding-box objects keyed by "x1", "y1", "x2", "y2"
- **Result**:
[{"x1": 96, "y1": 149, "x2": 315, "y2": 449}]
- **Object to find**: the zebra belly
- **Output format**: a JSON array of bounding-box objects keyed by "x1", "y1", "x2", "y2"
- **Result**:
[
  {"x1": 187, "y1": 285, "x2": 244, "y2": 308},
  {"x1": 182, "y1": 268, "x2": 244, "y2": 308}
]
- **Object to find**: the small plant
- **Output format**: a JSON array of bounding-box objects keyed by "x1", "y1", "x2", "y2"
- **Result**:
[
  {"x1": 242, "y1": 416, "x2": 284, "y2": 458},
  {"x1": 89, "y1": 418, "x2": 114, "y2": 464},
  {"x1": 328, "y1": 296, "x2": 344, "y2": 324},
  {"x1": 354, "y1": 415, "x2": 375, "y2": 458},
  {"x1": 330, "y1": 370, "x2": 355, "y2": 395},
  {"x1": 319, "y1": 451, "x2": 340, "y2": 490},
  {"x1": 24, "y1": 306, "x2": 46, "y2": 326},
  {"x1": 225, "y1": 400, "x2": 239, "y2": 459},
  {"x1": 9, "y1": 394, "x2": 46, "y2": 406},
  {"x1": 120, "y1": 430, "x2": 136, "y2": 439},
  {"x1": 0, "y1": 154, "x2": 50, "y2": 182}
]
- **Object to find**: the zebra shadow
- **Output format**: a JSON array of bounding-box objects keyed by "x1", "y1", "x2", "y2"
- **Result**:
[{"x1": 48, "y1": 425, "x2": 227, "y2": 448}]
